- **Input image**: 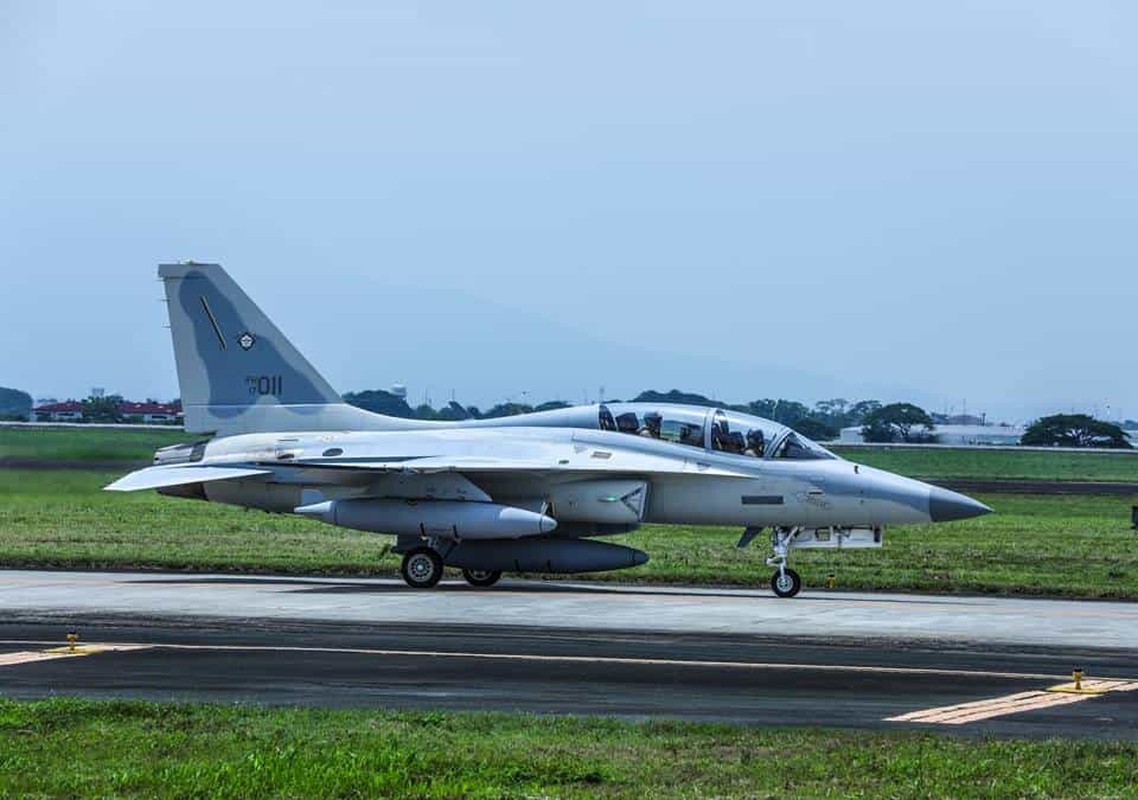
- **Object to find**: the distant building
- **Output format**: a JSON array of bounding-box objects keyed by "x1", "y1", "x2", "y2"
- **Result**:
[
  {"x1": 840, "y1": 424, "x2": 1026, "y2": 446},
  {"x1": 33, "y1": 401, "x2": 85, "y2": 422},
  {"x1": 933, "y1": 414, "x2": 986, "y2": 426},
  {"x1": 119, "y1": 401, "x2": 183, "y2": 424},
  {"x1": 32, "y1": 399, "x2": 182, "y2": 424}
]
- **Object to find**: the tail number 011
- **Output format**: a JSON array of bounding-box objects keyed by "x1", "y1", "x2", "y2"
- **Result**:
[{"x1": 247, "y1": 375, "x2": 283, "y2": 396}]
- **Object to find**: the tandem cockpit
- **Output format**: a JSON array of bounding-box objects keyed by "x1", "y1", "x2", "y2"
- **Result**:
[{"x1": 596, "y1": 403, "x2": 836, "y2": 461}]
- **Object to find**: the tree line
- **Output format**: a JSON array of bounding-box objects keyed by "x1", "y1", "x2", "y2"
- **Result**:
[
  {"x1": 341, "y1": 388, "x2": 885, "y2": 440},
  {"x1": 4, "y1": 383, "x2": 1132, "y2": 448},
  {"x1": 342, "y1": 389, "x2": 1133, "y2": 449}
]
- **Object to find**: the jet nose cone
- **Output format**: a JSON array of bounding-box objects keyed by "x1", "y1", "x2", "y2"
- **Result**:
[{"x1": 929, "y1": 486, "x2": 993, "y2": 522}]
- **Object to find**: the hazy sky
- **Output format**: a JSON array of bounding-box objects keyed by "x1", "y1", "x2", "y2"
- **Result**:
[{"x1": 3, "y1": 2, "x2": 1136, "y2": 422}]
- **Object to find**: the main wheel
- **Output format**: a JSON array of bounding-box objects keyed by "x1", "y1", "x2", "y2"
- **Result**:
[
  {"x1": 771, "y1": 567, "x2": 802, "y2": 598},
  {"x1": 461, "y1": 568, "x2": 502, "y2": 588},
  {"x1": 401, "y1": 547, "x2": 443, "y2": 589}
]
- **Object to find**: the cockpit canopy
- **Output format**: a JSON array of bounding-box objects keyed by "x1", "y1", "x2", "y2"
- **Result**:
[{"x1": 598, "y1": 403, "x2": 836, "y2": 460}]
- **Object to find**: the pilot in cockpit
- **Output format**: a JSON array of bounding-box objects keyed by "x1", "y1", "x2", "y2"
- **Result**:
[
  {"x1": 712, "y1": 421, "x2": 744, "y2": 454},
  {"x1": 743, "y1": 429, "x2": 765, "y2": 457},
  {"x1": 638, "y1": 412, "x2": 662, "y2": 439}
]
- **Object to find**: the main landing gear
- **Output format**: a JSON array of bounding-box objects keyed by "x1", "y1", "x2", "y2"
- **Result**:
[
  {"x1": 400, "y1": 547, "x2": 443, "y2": 589},
  {"x1": 398, "y1": 545, "x2": 503, "y2": 589},
  {"x1": 739, "y1": 526, "x2": 803, "y2": 598},
  {"x1": 461, "y1": 569, "x2": 502, "y2": 588}
]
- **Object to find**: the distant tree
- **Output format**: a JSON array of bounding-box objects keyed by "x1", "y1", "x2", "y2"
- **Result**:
[
  {"x1": 633, "y1": 389, "x2": 718, "y2": 408},
  {"x1": 81, "y1": 394, "x2": 125, "y2": 423},
  {"x1": 861, "y1": 403, "x2": 935, "y2": 443},
  {"x1": 794, "y1": 417, "x2": 839, "y2": 442},
  {"x1": 0, "y1": 386, "x2": 32, "y2": 421},
  {"x1": 814, "y1": 398, "x2": 848, "y2": 418},
  {"x1": 771, "y1": 400, "x2": 812, "y2": 427},
  {"x1": 481, "y1": 402, "x2": 534, "y2": 419},
  {"x1": 742, "y1": 399, "x2": 776, "y2": 419},
  {"x1": 342, "y1": 390, "x2": 415, "y2": 418},
  {"x1": 739, "y1": 399, "x2": 812, "y2": 426},
  {"x1": 846, "y1": 400, "x2": 882, "y2": 426},
  {"x1": 1020, "y1": 414, "x2": 1132, "y2": 449},
  {"x1": 434, "y1": 401, "x2": 470, "y2": 421},
  {"x1": 535, "y1": 401, "x2": 572, "y2": 413},
  {"x1": 412, "y1": 403, "x2": 438, "y2": 420}
]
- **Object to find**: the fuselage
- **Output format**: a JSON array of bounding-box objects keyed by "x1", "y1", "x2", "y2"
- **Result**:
[{"x1": 167, "y1": 423, "x2": 960, "y2": 531}]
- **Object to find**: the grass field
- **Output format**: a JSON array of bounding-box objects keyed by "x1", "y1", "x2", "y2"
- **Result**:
[
  {"x1": 1, "y1": 699, "x2": 1134, "y2": 799},
  {"x1": 0, "y1": 426, "x2": 185, "y2": 462},
  {"x1": 829, "y1": 445, "x2": 1138, "y2": 482},
  {"x1": 2, "y1": 469, "x2": 1136, "y2": 597}
]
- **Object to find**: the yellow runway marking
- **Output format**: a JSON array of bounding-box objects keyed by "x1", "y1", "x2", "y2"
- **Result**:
[
  {"x1": 887, "y1": 680, "x2": 1138, "y2": 725},
  {"x1": 1047, "y1": 678, "x2": 1138, "y2": 695}
]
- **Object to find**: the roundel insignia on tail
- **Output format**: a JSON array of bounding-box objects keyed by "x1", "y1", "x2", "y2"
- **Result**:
[{"x1": 237, "y1": 332, "x2": 256, "y2": 351}]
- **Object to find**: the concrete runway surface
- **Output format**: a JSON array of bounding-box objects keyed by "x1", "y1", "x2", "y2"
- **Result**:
[{"x1": 1, "y1": 570, "x2": 1135, "y2": 738}]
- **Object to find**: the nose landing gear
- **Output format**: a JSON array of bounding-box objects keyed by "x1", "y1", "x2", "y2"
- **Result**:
[
  {"x1": 739, "y1": 526, "x2": 804, "y2": 597},
  {"x1": 765, "y1": 527, "x2": 802, "y2": 598}
]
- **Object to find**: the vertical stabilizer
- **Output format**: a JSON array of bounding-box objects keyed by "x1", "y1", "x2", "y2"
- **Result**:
[{"x1": 160, "y1": 262, "x2": 378, "y2": 434}]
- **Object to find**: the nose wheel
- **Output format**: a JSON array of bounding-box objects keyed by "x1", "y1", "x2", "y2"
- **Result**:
[{"x1": 770, "y1": 567, "x2": 802, "y2": 598}]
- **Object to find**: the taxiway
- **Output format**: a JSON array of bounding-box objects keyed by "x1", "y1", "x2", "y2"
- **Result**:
[{"x1": 1, "y1": 570, "x2": 1135, "y2": 738}]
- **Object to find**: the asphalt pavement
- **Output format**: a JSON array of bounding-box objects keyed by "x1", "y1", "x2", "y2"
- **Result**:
[{"x1": 1, "y1": 570, "x2": 1135, "y2": 739}]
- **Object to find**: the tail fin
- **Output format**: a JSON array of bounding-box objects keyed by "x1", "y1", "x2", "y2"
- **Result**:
[{"x1": 160, "y1": 262, "x2": 351, "y2": 435}]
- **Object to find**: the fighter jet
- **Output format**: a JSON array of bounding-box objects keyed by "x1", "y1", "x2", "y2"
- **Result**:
[{"x1": 106, "y1": 263, "x2": 991, "y2": 597}]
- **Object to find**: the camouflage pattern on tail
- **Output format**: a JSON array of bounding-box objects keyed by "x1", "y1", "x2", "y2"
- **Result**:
[{"x1": 160, "y1": 262, "x2": 391, "y2": 434}]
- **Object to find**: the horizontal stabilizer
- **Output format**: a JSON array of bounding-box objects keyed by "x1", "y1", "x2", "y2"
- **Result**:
[{"x1": 104, "y1": 465, "x2": 272, "y2": 492}]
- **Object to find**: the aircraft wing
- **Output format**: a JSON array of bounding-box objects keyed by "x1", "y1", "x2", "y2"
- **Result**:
[
  {"x1": 107, "y1": 444, "x2": 755, "y2": 494},
  {"x1": 282, "y1": 450, "x2": 754, "y2": 478},
  {"x1": 104, "y1": 464, "x2": 273, "y2": 492}
]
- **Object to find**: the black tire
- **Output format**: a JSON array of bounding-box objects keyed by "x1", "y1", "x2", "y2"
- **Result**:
[
  {"x1": 401, "y1": 547, "x2": 443, "y2": 589},
  {"x1": 461, "y1": 569, "x2": 502, "y2": 588},
  {"x1": 770, "y1": 567, "x2": 802, "y2": 598}
]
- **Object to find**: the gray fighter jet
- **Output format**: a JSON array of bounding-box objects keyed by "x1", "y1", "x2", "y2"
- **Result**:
[{"x1": 107, "y1": 263, "x2": 990, "y2": 596}]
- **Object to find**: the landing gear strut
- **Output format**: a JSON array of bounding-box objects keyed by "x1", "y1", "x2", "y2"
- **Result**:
[{"x1": 766, "y1": 527, "x2": 802, "y2": 598}]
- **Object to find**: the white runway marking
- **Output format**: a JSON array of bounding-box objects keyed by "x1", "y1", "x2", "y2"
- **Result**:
[
  {"x1": 0, "y1": 645, "x2": 147, "y2": 668},
  {"x1": 0, "y1": 639, "x2": 1068, "y2": 680},
  {"x1": 886, "y1": 680, "x2": 1138, "y2": 725},
  {"x1": 6, "y1": 638, "x2": 1134, "y2": 726}
]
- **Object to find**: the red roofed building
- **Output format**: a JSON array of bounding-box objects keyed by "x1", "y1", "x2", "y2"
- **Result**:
[
  {"x1": 33, "y1": 401, "x2": 84, "y2": 422},
  {"x1": 118, "y1": 401, "x2": 182, "y2": 424},
  {"x1": 33, "y1": 399, "x2": 183, "y2": 424}
]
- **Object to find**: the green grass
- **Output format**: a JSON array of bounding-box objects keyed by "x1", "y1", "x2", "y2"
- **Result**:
[
  {"x1": 830, "y1": 445, "x2": 1138, "y2": 482},
  {"x1": 0, "y1": 426, "x2": 186, "y2": 462},
  {"x1": 2, "y1": 469, "x2": 1137, "y2": 598},
  {"x1": 0, "y1": 699, "x2": 1134, "y2": 799}
]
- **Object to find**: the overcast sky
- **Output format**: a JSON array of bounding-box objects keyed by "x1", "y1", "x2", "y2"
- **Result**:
[{"x1": 3, "y1": 2, "x2": 1136, "y2": 422}]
